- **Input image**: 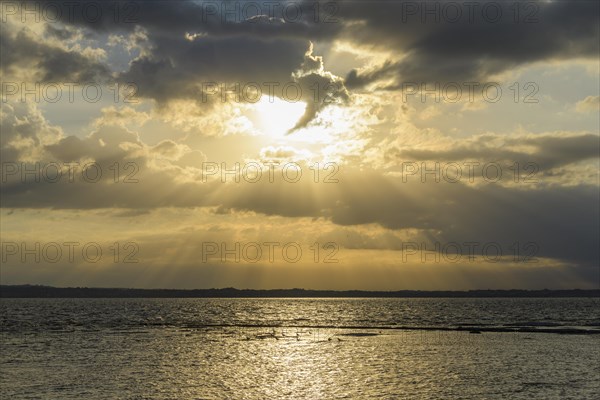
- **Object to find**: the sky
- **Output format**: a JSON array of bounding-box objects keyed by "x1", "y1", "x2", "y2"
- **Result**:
[{"x1": 0, "y1": 0, "x2": 599, "y2": 290}]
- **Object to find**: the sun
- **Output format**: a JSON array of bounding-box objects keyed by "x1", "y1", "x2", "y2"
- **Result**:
[{"x1": 253, "y1": 96, "x2": 306, "y2": 137}]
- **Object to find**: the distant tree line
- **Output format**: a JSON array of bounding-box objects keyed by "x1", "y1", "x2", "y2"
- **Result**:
[{"x1": 1, "y1": 285, "x2": 599, "y2": 298}]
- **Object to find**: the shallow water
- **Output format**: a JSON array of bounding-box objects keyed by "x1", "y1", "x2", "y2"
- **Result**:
[{"x1": 2, "y1": 298, "x2": 599, "y2": 399}]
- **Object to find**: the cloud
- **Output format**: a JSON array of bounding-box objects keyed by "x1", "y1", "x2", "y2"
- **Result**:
[
  {"x1": 0, "y1": 21, "x2": 110, "y2": 83},
  {"x1": 341, "y1": 0, "x2": 600, "y2": 87},
  {"x1": 92, "y1": 106, "x2": 150, "y2": 127},
  {"x1": 385, "y1": 132, "x2": 600, "y2": 177},
  {"x1": 258, "y1": 146, "x2": 313, "y2": 163},
  {"x1": 150, "y1": 140, "x2": 192, "y2": 161},
  {"x1": 0, "y1": 101, "x2": 64, "y2": 162},
  {"x1": 326, "y1": 171, "x2": 599, "y2": 267},
  {"x1": 575, "y1": 95, "x2": 600, "y2": 113},
  {"x1": 118, "y1": 35, "x2": 310, "y2": 104},
  {"x1": 7, "y1": 1, "x2": 598, "y2": 96},
  {"x1": 288, "y1": 43, "x2": 350, "y2": 131}
]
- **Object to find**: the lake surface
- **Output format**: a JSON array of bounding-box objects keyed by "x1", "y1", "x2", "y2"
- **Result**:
[{"x1": 2, "y1": 298, "x2": 599, "y2": 399}]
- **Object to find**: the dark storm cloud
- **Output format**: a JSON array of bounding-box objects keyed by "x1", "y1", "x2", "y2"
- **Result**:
[
  {"x1": 0, "y1": 23, "x2": 110, "y2": 82},
  {"x1": 328, "y1": 173, "x2": 599, "y2": 267},
  {"x1": 339, "y1": 0, "x2": 600, "y2": 87},
  {"x1": 35, "y1": 0, "x2": 341, "y2": 38},
  {"x1": 388, "y1": 133, "x2": 600, "y2": 172},
  {"x1": 118, "y1": 35, "x2": 310, "y2": 102},
  {"x1": 4, "y1": 1, "x2": 345, "y2": 106},
  {"x1": 8, "y1": 1, "x2": 597, "y2": 103}
]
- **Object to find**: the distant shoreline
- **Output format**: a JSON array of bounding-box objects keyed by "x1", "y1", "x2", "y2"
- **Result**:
[{"x1": 2, "y1": 285, "x2": 599, "y2": 298}]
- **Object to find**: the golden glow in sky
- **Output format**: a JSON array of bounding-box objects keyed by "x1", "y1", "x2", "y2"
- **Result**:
[{"x1": 0, "y1": 1, "x2": 599, "y2": 290}]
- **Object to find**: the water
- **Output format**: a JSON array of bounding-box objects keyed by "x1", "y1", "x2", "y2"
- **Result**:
[{"x1": 2, "y1": 298, "x2": 599, "y2": 399}]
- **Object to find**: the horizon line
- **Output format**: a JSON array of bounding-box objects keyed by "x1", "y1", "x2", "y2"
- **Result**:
[{"x1": 2, "y1": 284, "x2": 599, "y2": 298}]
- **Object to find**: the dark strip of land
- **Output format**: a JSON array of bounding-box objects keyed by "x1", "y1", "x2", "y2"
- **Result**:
[{"x1": 1, "y1": 285, "x2": 599, "y2": 298}]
